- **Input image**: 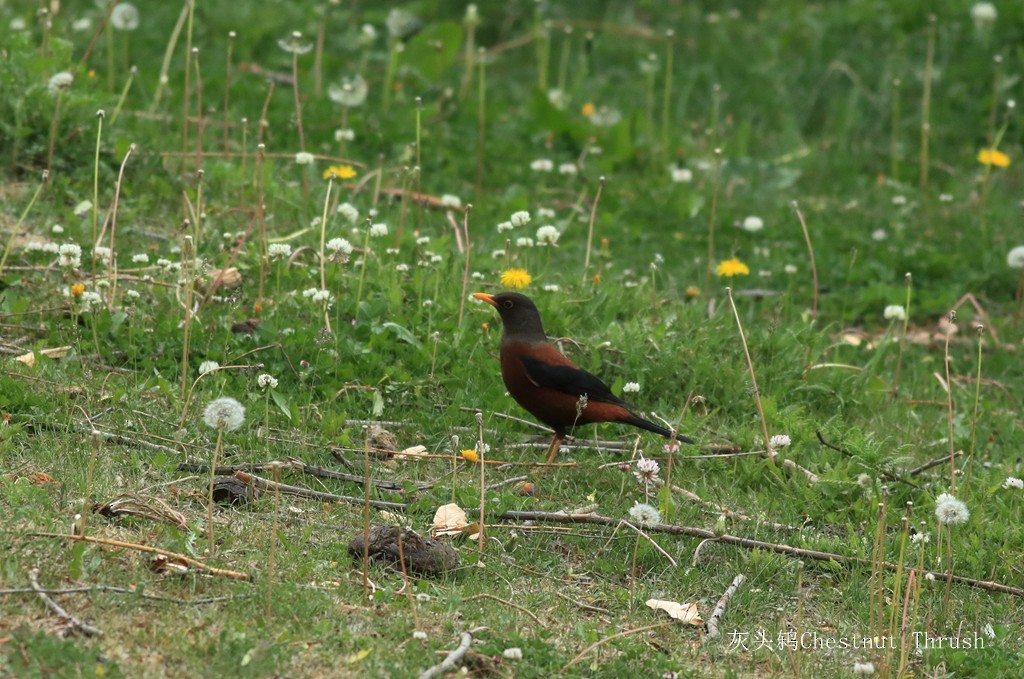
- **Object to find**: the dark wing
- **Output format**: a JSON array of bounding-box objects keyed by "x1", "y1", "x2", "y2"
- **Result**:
[{"x1": 520, "y1": 355, "x2": 629, "y2": 406}]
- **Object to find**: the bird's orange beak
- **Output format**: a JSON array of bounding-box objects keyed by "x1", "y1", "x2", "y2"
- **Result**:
[{"x1": 472, "y1": 292, "x2": 497, "y2": 307}]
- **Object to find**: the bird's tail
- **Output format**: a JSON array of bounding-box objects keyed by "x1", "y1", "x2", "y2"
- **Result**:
[{"x1": 625, "y1": 415, "x2": 695, "y2": 444}]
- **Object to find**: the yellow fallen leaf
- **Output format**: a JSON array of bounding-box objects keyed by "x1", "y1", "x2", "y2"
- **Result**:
[
  {"x1": 346, "y1": 648, "x2": 372, "y2": 663},
  {"x1": 646, "y1": 599, "x2": 703, "y2": 625},
  {"x1": 15, "y1": 345, "x2": 72, "y2": 366}
]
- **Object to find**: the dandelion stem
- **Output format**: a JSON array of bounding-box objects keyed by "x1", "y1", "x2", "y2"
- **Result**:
[
  {"x1": 475, "y1": 49, "x2": 486, "y2": 199},
  {"x1": 458, "y1": 206, "x2": 473, "y2": 326},
  {"x1": 964, "y1": 325, "x2": 984, "y2": 498},
  {"x1": 223, "y1": 31, "x2": 235, "y2": 153},
  {"x1": 919, "y1": 15, "x2": 936, "y2": 189},
  {"x1": 792, "y1": 201, "x2": 818, "y2": 320},
  {"x1": 319, "y1": 174, "x2": 334, "y2": 333},
  {"x1": 207, "y1": 427, "x2": 224, "y2": 556},
  {"x1": 109, "y1": 65, "x2": 137, "y2": 125},
  {"x1": 704, "y1": 148, "x2": 722, "y2": 294},
  {"x1": 725, "y1": 287, "x2": 775, "y2": 466},
  {"x1": 181, "y1": 0, "x2": 195, "y2": 179},
  {"x1": 581, "y1": 177, "x2": 605, "y2": 283},
  {"x1": 943, "y1": 310, "x2": 956, "y2": 492},
  {"x1": 107, "y1": 144, "x2": 135, "y2": 307},
  {"x1": 45, "y1": 91, "x2": 64, "y2": 179},
  {"x1": 660, "y1": 30, "x2": 675, "y2": 153},
  {"x1": 0, "y1": 171, "x2": 47, "y2": 276},
  {"x1": 892, "y1": 273, "x2": 913, "y2": 397},
  {"x1": 265, "y1": 463, "x2": 281, "y2": 620},
  {"x1": 149, "y1": 3, "x2": 189, "y2": 113}
]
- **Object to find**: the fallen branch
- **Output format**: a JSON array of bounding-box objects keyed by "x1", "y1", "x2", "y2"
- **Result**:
[
  {"x1": 704, "y1": 574, "x2": 746, "y2": 640},
  {"x1": 234, "y1": 471, "x2": 407, "y2": 509},
  {"x1": 177, "y1": 460, "x2": 432, "y2": 493},
  {"x1": 28, "y1": 533, "x2": 251, "y2": 581},
  {"x1": 563, "y1": 622, "x2": 673, "y2": 671},
  {"x1": 464, "y1": 593, "x2": 542, "y2": 626},
  {"x1": 909, "y1": 450, "x2": 963, "y2": 477},
  {"x1": 29, "y1": 568, "x2": 103, "y2": 637},
  {"x1": 419, "y1": 631, "x2": 473, "y2": 679},
  {"x1": 494, "y1": 511, "x2": 1023, "y2": 597}
]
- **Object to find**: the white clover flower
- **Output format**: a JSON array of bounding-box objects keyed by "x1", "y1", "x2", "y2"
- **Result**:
[
  {"x1": 94, "y1": 245, "x2": 112, "y2": 261},
  {"x1": 939, "y1": 193, "x2": 954, "y2": 203},
  {"x1": 337, "y1": 202, "x2": 360, "y2": 224},
  {"x1": 784, "y1": 264, "x2": 798, "y2": 274},
  {"x1": 79, "y1": 291, "x2": 103, "y2": 310},
  {"x1": 295, "y1": 151, "x2": 315, "y2": 165},
  {"x1": 852, "y1": 661, "x2": 875, "y2": 675},
  {"x1": 58, "y1": 243, "x2": 82, "y2": 268},
  {"x1": 634, "y1": 457, "x2": 660, "y2": 485},
  {"x1": 385, "y1": 248, "x2": 399, "y2": 255},
  {"x1": 131, "y1": 253, "x2": 149, "y2": 264},
  {"x1": 1002, "y1": 477, "x2": 1023, "y2": 490},
  {"x1": 558, "y1": 163, "x2": 578, "y2": 175},
  {"x1": 530, "y1": 158, "x2": 554, "y2": 172},
  {"x1": 910, "y1": 531, "x2": 930, "y2": 546},
  {"x1": 872, "y1": 229, "x2": 887, "y2": 241},
  {"x1": 1007, "y1": 245, "x2": 1024, "y2": 269},
  {"x1": 268, "y1": 243, "x2": 293, "y2": 260},
  {"x1": 429, "y1": 254, "x2": 442, "y2": 263},
  {"x1": 72, "y1": 200, "x2": 93, "y2": 217},
  {"x1": 440, "y1": 194, "x2": 462, "y2": 208},
  {"x1": 72, "y1": 18, "x2": 93, "y2": 32},
  {"x1": 300, "y1": 288, "x2": 331, "y2": 303},
  {"x1": 412, "y1": 630, "x2": 428, "y2": 641},
  {"x1": 334, "y1": 128, "x2": 355, "y2": 142},
  {"x1": 670, "y1": 165, "x2": 693, "y2": 183},
  {"x1": 125, "y1": 289, "x2": 141, "y2": 299},
  {"x1": 370, "y1": 223, "x2": 389, "y2": 238},
  {"x1": 542, "y1": 284, "x2": 560, "y2": 292},
  {"x1": 537, "y1": 207, "x2": 556, "y2": 219},
  {"x1": 883, "y1": 305, "x2": 906, "y2": 321},
  {"x1": 327, "y1": 238, "x2": 353, "y2": 256},
  {"x1": 622, "y1": 382, "x2": 640, "y2": 394},
  {"x1": 971, "y1": 2, "x2": 997, "y2": 29},
  {"x1": 360, "y1": 24, "x2": 378, "y2": 46},
  {"x1": 628, "y1": 502, "x2": 661, "y2": 526},
  {"x1": 43, "y1": 243, "x2": 61, "y2": 254},
  {"x1": 510, "y1": 211, "x2": 531, "y2": 227},
  {"x1": 769, "y1": 434, "x2": 791, "y2": 449},
  {"x1": 396, "y1": 263, "x2": 409, "y2": 272},
  {"x1": 490, "y1": 249, "x2": 506, "y2": 259},
  {"x1": 328, "y1": 74, "x2": 368, "y2": 108},
  {"x1": 386, "y1": 8, "x2": 419, "y2": 38},
  {"x1": 934, "y1": 492, "x2": 969, "y2": 525},
  {"x1": 741, "y1": 216, "x2": 764, "y2": 233},
  {"x1": 502, "y1": 647, "x2": 523, "y2": 661},
  {"x1": 547, "y1": 88, "x2": 568, "y2": 110},
  {"x1": 416, "y1": 236, "x2": 431, "y2": 245},
  {"x1": 257, "y1": 373, "x2": 279, "y2": 390},
  {"x1": 497, "y1": 221, "x2": 514, "y2": 232},
  {"x1": 471, "y1": 271, "x2": 485, "y2": 279},
  {"x1": 588, "y1": 107, "x2": 622, "y2": 126},
  {"x1": 48, "y1": 72, "x2": 74, "y2": 96},
  {"x1": 198, "y1": 360, "x2": 220, "y2": 375},
  {"x1": 536, "y1": 225, "x2": 560, "y2": 245},
  {"x1": 51, "y1": 224, "x2": 64, "y2": 234},
  {"x1": 202, "y1": 397, "x2": 245, "y2": 432},
  {"x1": 111, "y1": 3, "x2": 140, "y2": 31},
  {"x1": 516, "y1": 237, "x2": 534, "y2": 248}
]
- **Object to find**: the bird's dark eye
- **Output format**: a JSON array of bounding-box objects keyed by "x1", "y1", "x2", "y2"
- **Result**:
[{"x1": 502, "y1": 300, "x2": 514, "y2": 310}]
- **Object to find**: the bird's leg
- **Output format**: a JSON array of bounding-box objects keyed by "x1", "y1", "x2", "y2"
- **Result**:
[{"x1": 545, "y1": 432, "x2": 565, "y2": 463}]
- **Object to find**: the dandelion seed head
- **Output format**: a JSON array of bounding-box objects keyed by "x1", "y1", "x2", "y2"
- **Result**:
[
  {"x1": 202, "y1": 397, "x2": 245, "y2": 432},
  {"x1": 628, "y1": 502, "x2": 661, "y2": 526}
]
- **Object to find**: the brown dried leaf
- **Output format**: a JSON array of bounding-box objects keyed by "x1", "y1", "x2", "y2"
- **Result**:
[{"x1": 646, "y1": 599, "x2": 703, "y2": 625}]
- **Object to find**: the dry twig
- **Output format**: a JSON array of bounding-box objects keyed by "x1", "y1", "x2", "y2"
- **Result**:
[
  {"x1": 29, "y1": 568, "x2": 103, "y2": 637},
  {"x1": 29, "y1": 533, "x2": 250, "y2": 580},
  {"x1": 419, "y1": 631, "x2": 473, "y2": 679},
  {"x1": 704, "y1": 574, "x2": 746, "y2": 640},
  {"x1": 464, "y1": 593, "x2": 542, "y2": 626}
]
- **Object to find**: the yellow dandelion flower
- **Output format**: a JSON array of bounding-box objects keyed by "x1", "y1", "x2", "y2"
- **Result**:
[
  {"x1": 500, "y1": 267, "x2": 532, "y2": 289},
  {"x1": 70, "y1": 283, "x2": 85, "y2": 297},
  {"x1": 977, "y1": 148, "x2": 1010, "y2": 168},
  {"x1": 685, "y1": 286, "x2": 701, "y2": 297},
  {"x1": 716, "y1": 258, "x2": 750, "y2": 277},
  {"x1": 461, "y1": 449, "x2": 479, "y2": 463},
  {"x1": 481, "y1": 322, "x2": 489, "y2": 333},
  {"x1": 322, "y1": 164, "x2": 358, "y2": 180},
  {"x1": 581, "y1": 102, "x2": 596, "y2": 117}
]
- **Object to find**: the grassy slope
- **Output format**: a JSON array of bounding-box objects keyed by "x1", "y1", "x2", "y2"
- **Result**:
[{"x1": 1, "y1": 1, "x2": 1022, "y2": 677}]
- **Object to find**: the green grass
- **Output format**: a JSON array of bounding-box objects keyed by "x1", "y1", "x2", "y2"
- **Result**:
[{"x1": 2, "y1": 1, "x2": 1023, "y2": 677}]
